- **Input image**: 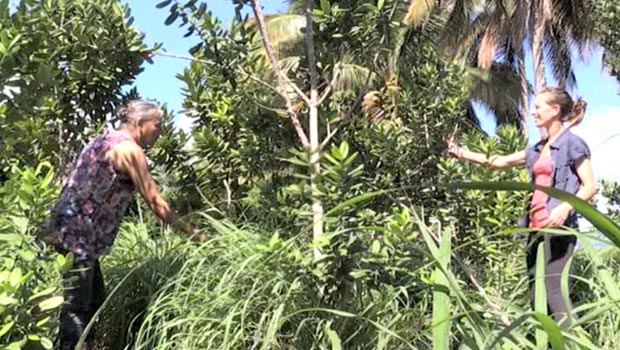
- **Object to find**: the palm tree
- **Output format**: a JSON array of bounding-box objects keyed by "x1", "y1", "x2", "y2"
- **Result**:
[
  {"x1": 403, "y1": 0, "x2": 530, "y2": 134},
  {"x1": 404, "y1": 0, "x2": 594, "y2": 138},
  {"x1": 529, "y1": 0, "x2": 594, "y2": 91}
]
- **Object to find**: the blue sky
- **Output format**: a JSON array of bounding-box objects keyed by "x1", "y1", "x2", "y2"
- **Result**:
[
  {"x1": 123, "y1": 0, "x2": 287, "y2": 114},
  {"x1": 124, "y1": 1, "x2": 620, "y2": 181}
]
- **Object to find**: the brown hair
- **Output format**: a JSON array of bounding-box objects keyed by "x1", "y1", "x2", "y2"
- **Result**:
[
  {"x1": 117, "y1": 100, "x2": 162, "y2": 126},
  {"x1": 539, "y1": 87, "x2": 587, "y2": 128}
]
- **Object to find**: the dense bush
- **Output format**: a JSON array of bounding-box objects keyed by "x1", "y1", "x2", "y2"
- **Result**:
[{"x1": 0, "y1": 164, "x2": 69, "y2": 350}]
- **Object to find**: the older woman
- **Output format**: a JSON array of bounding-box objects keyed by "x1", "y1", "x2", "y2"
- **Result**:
[
  {"x1": 39, "y1": 100, "x2": 199, "y2": 350},
  {"x1": 448, "y1": 87, "x2": 596, "y2": 327}
]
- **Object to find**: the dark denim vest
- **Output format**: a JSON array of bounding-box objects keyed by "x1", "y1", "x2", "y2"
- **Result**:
[{"x1": 524, "y1": 129, "x2": 591, "y2": 228}]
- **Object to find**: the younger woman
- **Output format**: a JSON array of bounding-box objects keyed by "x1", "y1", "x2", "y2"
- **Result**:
[{"x1": 448, "y1": 87, "x2": 596, "y2": 326}]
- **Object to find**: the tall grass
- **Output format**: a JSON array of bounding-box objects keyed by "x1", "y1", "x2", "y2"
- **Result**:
[{"x1": 75, "y1": 183, "x2": 620, "y2": 350}]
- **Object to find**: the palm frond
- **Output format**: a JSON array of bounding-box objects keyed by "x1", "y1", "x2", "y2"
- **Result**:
[
  {"x1": 503, "y1": 0, "x2": 529, "y2": 53},
  {"x1": 544, "y1": 23, "x2": 576, "y2": 89},
  {"x1": 438, "y1": 0, "x2": 482, "y2": 57},
  {"x1": 477, "y1": 17, "x2": 502, "y2": 69},
  {"x1": 465, "y1": 63, "x2": 523, "y2": 125},
  {"x1": 278, "y1": 56, "x2": 301, "y2": 75},
  {"x1": 263, "y1": 14, "x2": 306, "y2": 46},
  {"x1": 246, "y1": 14, "x2": 306, "y2": 58},
  {"x1": 333, "y1": 62, "x2": 380, "y2": 92},
  {"x1": 403, "y1": 0, "x2": 437, "y2": 27},
  {"x1": 550, "y1": 0, "x2": 595, "y2": 61}
]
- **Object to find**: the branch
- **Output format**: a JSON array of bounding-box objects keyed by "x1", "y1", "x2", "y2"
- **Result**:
[
  {"x1": 280, "y1": 70, "x2": 312, "y2": 106},
  {"x1": 318, "y1": 68, "x2": 340, "y2": 106},
  {"x1": 155, "y1": 51, "x2": 288, "y2": 106},
  {"x1": 319, "y1": 88, "x2": 365, "y2": 151},
  {"x1": 153, "y1": 51, "x2": 213, "y2": 65},
  {"x1": 237, "y1": 67, "x2": 285, "y2": 99},
  {"x1": 249, "y1": 0, "x2": 310, "y2": 148}
]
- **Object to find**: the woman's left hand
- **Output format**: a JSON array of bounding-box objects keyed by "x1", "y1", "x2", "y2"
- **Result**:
[{"x1": 541, "y1": 205, "x2": 572, "y2": 228}]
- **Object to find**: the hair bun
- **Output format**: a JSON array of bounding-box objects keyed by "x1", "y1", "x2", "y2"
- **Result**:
[{"x1": 568, "y1": 98, "x2": 587, "y2": 127}]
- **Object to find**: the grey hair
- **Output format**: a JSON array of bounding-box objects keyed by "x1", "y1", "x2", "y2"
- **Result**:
[{"x1": 117, "y1": 100, "x2": 162, "y2": 125}]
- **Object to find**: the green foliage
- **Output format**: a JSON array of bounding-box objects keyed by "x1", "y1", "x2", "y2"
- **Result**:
[
  {"x1": 0, "y1": 0, "x2": 150, "y2": 179},
  {"x1": 592, "y1": 0, "x2": 620, "y2": 81},
  {"x1": 438, "y1": 125, "x2": 529, "y2": 297},
  {"x1": 2, "y1": 1, "x2": 620, "y2": 350},
  {"x1": 86, "y1": 220, "x2": 193, "y2": 350},
  {"x1": 599, "y1": 180, "x2": 620, "y2": 223},
  {"x1": 100, "y1": 213, "x2": 434, "y2": 350},
  {"x1": 160, "y1": 0, "x2": 469, "y2": 234},
  {"x1": 0, "y1": 162, "x2": 58, "y2": 224},
  {"x1": 572, "y1": 246, "x2": 620, "y2": 349},
  {"x1": 148, "y1": 107, "x2": 201, "y2": 214},
  {"x1": 0, "y1": 164, "x2": 67, "y2": 350}
]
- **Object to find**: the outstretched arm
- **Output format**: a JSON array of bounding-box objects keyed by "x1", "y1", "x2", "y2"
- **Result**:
[
  {"x1": 109, "y1": 141, "x2": 197, "y2": 238},
  {"x1": 447, "y1": 137, "x2": 526, "y2": 169}
]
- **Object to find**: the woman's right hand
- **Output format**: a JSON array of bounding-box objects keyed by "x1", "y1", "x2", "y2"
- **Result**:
[{"x1": 446, "y1": 135, "x2": 462, "y2": 159}]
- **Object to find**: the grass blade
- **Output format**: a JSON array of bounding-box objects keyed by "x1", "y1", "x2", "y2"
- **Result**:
[
  {"x1": 535, "y1": 241, "x2": 548, "y2": 350},
  {"x1": 445, "y1": 181, "x2": 620, "y2": 248},
  {"x1": 432, "y1": 229, "x2": 452, "y2": 350}
]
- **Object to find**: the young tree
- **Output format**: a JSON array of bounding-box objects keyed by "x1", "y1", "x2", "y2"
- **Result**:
[{"x1": 0, "y1": 0, "x2": 151, "y2": 180}]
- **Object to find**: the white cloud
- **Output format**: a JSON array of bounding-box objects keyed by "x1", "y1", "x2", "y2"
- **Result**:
[
  {"x1": 175, "y1": 113, "x2": 194, "y2": 133},
  {"x1": 173, "y1": 113, "x2": 195, "y2": 149},
  {"x1": 571, "y1": 105, "x2": 620, "y2": 182}
]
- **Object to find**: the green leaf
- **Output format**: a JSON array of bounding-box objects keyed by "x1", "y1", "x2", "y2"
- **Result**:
[
  {"x1": 325, "y1": 323, "x2": 342, "y2": 350},
  {"x1": 40, "y1": 337, "x2": 53, "y2": 350},
  {"x1": 17, "y1": 249, "x2": 35, "y2": 262},
  {"x1": 0, "y1": 321, "x2": 14, "y2": 337},
  {"x1": 371, "y1": 240, "x2": 381, "y2": 254},
  {"x1": 27, "y1": 287, "x2": 57, "y2": 302},
  {"x1": 5, "y1": 337, "x2": 26, "y2": 350},
  {"x1": 533, "y1": 312, "x2": 566, "y2": 350},
  {"x1": 535, "y1": 242, "x2": 548, "y2": 349},
  {"x1": 164, "y1": 12, "x2": 179, "y2": 26},
  {"x1": 0, "y1": 234, "x2": 22, "y2": 244},
  {"x1": 9, "y1": 268, "x2": 22, "y2": 287},
  {"x1": 156, "y1": 0, "x2": 172, "y2": 9},
  {"x1": 36, "y1": 317, "x2": 51, "y2": 328},
  {"x1": 320, "y1": 0, "x2": 331, "y2": 15},
  {"x1": 330, "y1": 145, "x2": 343, "y2": 161},
  {"x1": 325, "y1": 191, "x2": 386, "y2": 217},
  {"x1": 112, "y1": 2, "x2": 123, "y2": 15},
  {"x1": 38, "y1": 296, "x2": 64, "y2": 311},
  {"x1": 55, "y1": 253, "x2": 73, "y2": 274},
  {"x1": 338, "y1": 142, "x2": 349, "y2": 159},
  {"x1": 0, "y1": 295, "x2": 18, "y2": 305},
  {"x1": 196, "y1": 3, "x2": 207, "y2": 19},
  {"x1": 432, "y1": 229, "x2": 451, "y2": 350}
]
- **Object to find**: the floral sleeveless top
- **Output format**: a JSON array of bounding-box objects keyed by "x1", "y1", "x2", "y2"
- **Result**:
[{"x1": 40, "y1": 129, "x2": 136, "y2": 258}]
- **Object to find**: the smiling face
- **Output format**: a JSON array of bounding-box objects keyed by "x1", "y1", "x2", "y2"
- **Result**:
[{"x1": 532, "y1": 92, "x2": 561, "y2": 128}]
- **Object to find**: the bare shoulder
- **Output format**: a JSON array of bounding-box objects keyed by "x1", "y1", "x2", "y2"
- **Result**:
[
  {"x1": 108, "y1": 141, "x2": 146, "y2": 173},
  {"x1": 112, "y1": 140, "x2": 143, "y2": 154}
]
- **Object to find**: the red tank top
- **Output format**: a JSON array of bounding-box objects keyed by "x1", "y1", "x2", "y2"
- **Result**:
[{"x1": 529, "y1": 156, "x2": 552, "y2": 228}]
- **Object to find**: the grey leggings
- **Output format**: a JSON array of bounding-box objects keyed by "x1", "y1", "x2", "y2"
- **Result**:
[{"x1": 526, "y1": 233, "x2": 577, "y2": 328}]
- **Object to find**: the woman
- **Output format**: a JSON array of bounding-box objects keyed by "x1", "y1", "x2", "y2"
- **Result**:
[
  {"x1": 39, "y1": 100, "x2": 199, "y2": 350},
  {"x1": 448, "y1": 87, "x2": 596, "y2": 326}
]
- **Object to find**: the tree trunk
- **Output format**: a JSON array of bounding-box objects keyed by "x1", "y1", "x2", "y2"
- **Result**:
[
  {"x1": 517, "y1": 49, "x2": 529, "y2": 140},
  {"x1": 304, "y1": 0, "x2": 324, "y2": 261},
  {"x1": 531, "y1": 0, "x2": 549, "y2": 139},
  {"x1": 532, "y1": 0, "x2": 547, "y2": 93}
]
